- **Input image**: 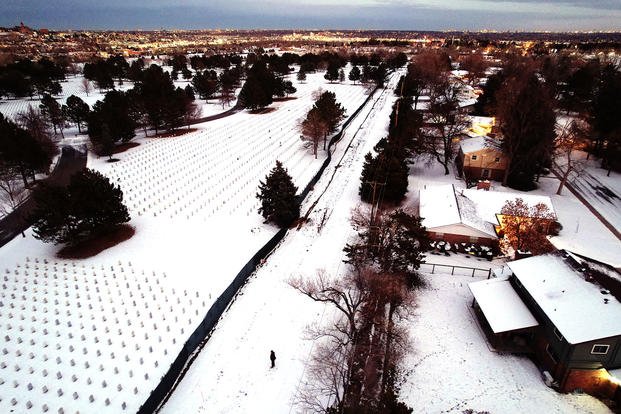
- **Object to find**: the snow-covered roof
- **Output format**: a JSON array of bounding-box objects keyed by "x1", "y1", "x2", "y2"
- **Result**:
[
  {"x1": 462, "y1": 189, "x2": 556, "y2": 223},
  {"x1": 508, "y1": 253, "x2": 621, "y2": 344},
  {"x1": 460, "y1": 136, "x2": 498, "y2": 154},
  {"x1": 419, "y1": 184, "x2": 461, "y2": 228},
  {"x1": 455, "y1": 191, "x2": 497, "y2": 238},
  {"x1": 419, "y1": 185, "x2": 496, "y2": 238},
  {"x1": 469, "y1": 277, "x2": 539, "y2": 333},
  {"x1": 459, "y1": 98, "x2": 477, "y2": 108}
]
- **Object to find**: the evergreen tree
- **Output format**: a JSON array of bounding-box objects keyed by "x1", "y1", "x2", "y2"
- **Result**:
[
  {"x1": 0, "y1": 113, "x2": 54, "y2": 188},
  {"x1": 257, "y1": 161, "x2": 299, "y2": 228},
  {"x1": 297, "y1": 69, "x2": 307, "y2": 83},
  {"x1": 63, "y1": 95, "x2": 90, "y2": 133},
  {"x1": 31, "y1": 168, "x2": 130, "y2": 245},
  {"x1": 359, "y1": 150, "x2": 409, "y2": 204},
  {"x1": 39, "y1": 93, "x2": 65, "y2": 138},
  {"x1": 339, "y1": 68, "x2": 346, "y2": 83},
  {"x1": 590, "y1": 64, "x2": 621, "y2": 171},
  {"x1": 192, "y1": 70, "x2": 218, "y2": 101},
  {"x1": 324, "y1": 62, "x2": 340, "y2": 83},
  {"x1": 314, "y1": 91, "x2": 346, "y2": 149},
  {"x1": 496, "y1": 72, "x2": 556, "y2": 189},
  {"x1": 348, "y1": 66, "x2": 361, "y2": 84},
  {"x1": 88, "y1": 90, "x2": 136, "y2": 155}
]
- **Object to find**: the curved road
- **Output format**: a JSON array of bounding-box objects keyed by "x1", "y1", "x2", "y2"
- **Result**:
[{"x1": 0, "y1": 145, "x2": 87, "y2": 248}]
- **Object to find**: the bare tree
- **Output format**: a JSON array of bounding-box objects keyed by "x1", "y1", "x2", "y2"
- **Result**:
[
  {"x1": 294, "y1": 335, "x2": 354, "y2": 413},
  {"x1": 553, "y1": 118, "x2": 589, "y2": 195},
  {"x1": 0, "y1": 167, "x2": 28, "y2": 217},
  {"x1": 300, "y1": 107, "x2": 328, "y2": 159},
  {"x1": 499, "y1": 198, "x2": 557, "y2": 256},
  {"x1": 419, "y1": 78, "x2": 469, "y2": 175},
  {"x1": 81, "y1": 78, "x2": 92, "y2": 96},
  {"x1": 0, "y1": 167, "x2": 29, "y2": 236},
  {"x1": 219, "y1": 85, "x2": 236, "y2": 109},
  {"x1": 183, "y1": 101, "x2": 202, "y2": 129}
]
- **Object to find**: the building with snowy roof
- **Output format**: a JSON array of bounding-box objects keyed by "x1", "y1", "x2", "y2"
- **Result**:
[
  {"x1": 419, "y1": 185, "x2": 556, "y2": 252},
  {"x1": 469, "y1": 251, "x2": 621, "y2": 399},
  {"x1": 456, "y1": 135, "x2": 507, "y2": 182},
  {"x1": 419, "y1": 184, "x2": 499, "y2": 250}
]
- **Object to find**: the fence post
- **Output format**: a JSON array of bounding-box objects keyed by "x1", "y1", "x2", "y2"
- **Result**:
[
  {"x1": 472, "y1": 268, "x2": 475, "y2": 277},
  {"x1": 432, "y1": 264, "x2": 435, "y2": 274},
  {"x1": 451, "y1": 266, "x2": 455, "y2": 275},
  {"x1": 487, "y1": 269, "x2": 491, "y2": 279}
]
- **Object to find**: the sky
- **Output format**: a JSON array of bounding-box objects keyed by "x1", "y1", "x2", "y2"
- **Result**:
[{"x1": 1, "y1": 0, "x2": 620, "y2": 31}]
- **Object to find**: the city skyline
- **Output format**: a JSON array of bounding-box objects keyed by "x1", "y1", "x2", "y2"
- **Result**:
[{"x1": 1, "y1": 0, "x2": 621, "y2": 32}]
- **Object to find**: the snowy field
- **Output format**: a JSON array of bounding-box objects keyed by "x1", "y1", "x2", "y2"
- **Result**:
[
  {"x1": 0, "y1": 70, "x2": 371, "y2": 413},
  {"x1": 0, "y1": 75, "x2": 134, "y2": 122},
  {"x1": 97, "y1": 71, "x2": 368, "y2": 222}
]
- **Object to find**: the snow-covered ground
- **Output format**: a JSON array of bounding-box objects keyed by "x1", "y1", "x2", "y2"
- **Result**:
[
  {"x1": 562, "y1": 152, "x2": 621, "y2": 235},
  {"x1": 161, "y1": 68, "x2": 403, "y2": 414},
  {"x1": 0, "y1": 70, "x2": 370, "y2": 413},
  {"x1": 161, "y1": 71, "x2": 608, "y2": 414},
  {"x1": 400, "y1": 273, "x2": 610, "y2": 414},
  {"x1": 1, "y1": 63, "x2": 615, "y2": 414}
]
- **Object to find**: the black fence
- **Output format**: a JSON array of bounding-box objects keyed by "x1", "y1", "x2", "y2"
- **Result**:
[
  {"x1": 420, "y1": 262, "x2": 492, "y2": 279},
  {"x1": 138, "y1": 87, "x2": 380, "y2": 414},
  {"x1": 297, "y1": 87, "x2": 379, "y2": 202}
]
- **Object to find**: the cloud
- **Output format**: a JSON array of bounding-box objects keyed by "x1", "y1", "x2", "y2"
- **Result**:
[
  {"x1": 1, "y1": 0, "x2": 619, "y2": 30},
  {"x1": 471, "y1": 0, "x2": 621, "y2": 11}
]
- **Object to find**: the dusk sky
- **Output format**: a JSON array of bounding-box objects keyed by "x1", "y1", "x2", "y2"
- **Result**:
[{"x1": 2, "y1": 0, "x2": 620, "y2": 31}]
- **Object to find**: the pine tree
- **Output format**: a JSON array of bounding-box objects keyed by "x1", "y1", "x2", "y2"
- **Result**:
[
  {"x1": 297, "y1": 69, "x2": 307, "y2": 83},
  {"x1": 348, "y1": 66, "x2": 361, "y2": 84},
  {"x1": 31, "y1": 168, "x2": 130, "y2": 245},
  {"x1": 359, "y1": 150, "x2": 409, "y2": 204},
  {"x1": 324, "y1": 62, "x2": 340, "y2": 83},
  {"x1": 63, "y1": 95, "x2": 90, "y2": 133},
  {"x1": 257, "y1": 161, "x2": 299, "y2": 228}
]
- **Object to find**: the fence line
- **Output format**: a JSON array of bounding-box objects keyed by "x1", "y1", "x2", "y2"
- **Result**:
[
  {"x1": 139, "y1": 86, "x2": 381, "y2": 414},
  {"x1": 421, "y1": 262, "x2": 492, "y2": 279}
]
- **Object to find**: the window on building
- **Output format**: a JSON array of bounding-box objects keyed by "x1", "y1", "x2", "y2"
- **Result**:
[
  {"x1": 469, "y1": 236, "x2": 479, "y2": 243},
  {"x1": 494, "y1": 157, "x2": 500, "y2": 162},
  {"x1": 553, "y1": 327, "x2": 564, "y2": 342},
  {"x1": 591, "y1": 344, "x2": 610, "y2": 355},
  {"x1": 471, "y1": 155, "x2": 478, "y2": 160},
  {"x1": 546, "y1": 344, "x2": 558, "y2": 364}
]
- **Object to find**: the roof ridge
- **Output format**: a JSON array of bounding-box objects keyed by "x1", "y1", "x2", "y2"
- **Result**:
[{"x1": 452, "y1": 184, "x2": 463, "y2": 224}]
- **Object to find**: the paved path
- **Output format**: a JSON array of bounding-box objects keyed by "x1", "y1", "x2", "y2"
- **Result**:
[{"x1": 0, "y1": 145, "x2": 87, "y2": 248}]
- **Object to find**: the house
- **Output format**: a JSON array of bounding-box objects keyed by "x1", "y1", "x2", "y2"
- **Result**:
[
  {"x1": 419, "y1": 185, "x2": 556, "y2": 251},
  {"x1": 456, "y1": 136, "x2": 507, "y2": 182},
  {"x1": 419, "y1": 184, "x2": 499, "y2": 249},
  {"x1": 460, "y1": 188, "x2": 557, "y2": 239},
  {"x1": 469, "y1": 251, "x2": 621, "y2": 399}
]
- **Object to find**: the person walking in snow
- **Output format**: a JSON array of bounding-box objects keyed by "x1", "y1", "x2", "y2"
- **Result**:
[{"x1": 270, "y1": 350, "x2": 276, "y2": 368}]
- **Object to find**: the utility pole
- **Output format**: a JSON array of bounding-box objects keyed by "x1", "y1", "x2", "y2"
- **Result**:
[{"x1": 364, "y1": 180, "x2": 384, "y2": 227}]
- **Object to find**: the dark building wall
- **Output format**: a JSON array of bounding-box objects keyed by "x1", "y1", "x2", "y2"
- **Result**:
[{"x1": 570, "y1": 337, "x2": 621, "y2": 368}]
